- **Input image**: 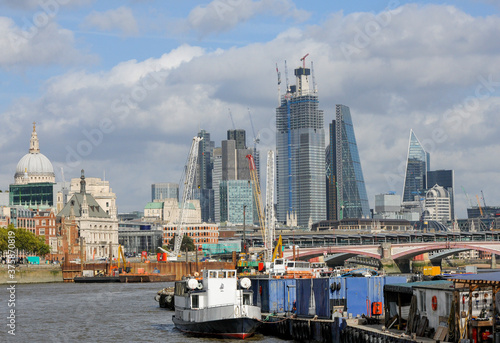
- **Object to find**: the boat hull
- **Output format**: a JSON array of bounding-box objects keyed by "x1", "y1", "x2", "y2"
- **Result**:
[{"x1": 172, "y1": 316, "x2": 260, "y2": 339}]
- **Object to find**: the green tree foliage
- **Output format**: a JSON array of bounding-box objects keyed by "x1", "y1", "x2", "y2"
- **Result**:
[
  {"x1": 167, "y1": 234, "x2": 196, "y2": 252},
  {"x1": 0, "y1": 224, "x2": 52, "y2": 256}
]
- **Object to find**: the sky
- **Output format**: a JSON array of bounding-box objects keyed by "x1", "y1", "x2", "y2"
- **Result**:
[{"x1": 0, "y1": 0, "x2": 499, "y2": 218}]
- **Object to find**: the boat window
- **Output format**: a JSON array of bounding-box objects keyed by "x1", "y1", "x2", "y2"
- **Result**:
[
  {"x1": 209, "y1": 271, "x2": 217, "y2": 278},
  {"x1": 287, "y1": 262, "x2": 295, "y2": 268},
  {"x1": 175, "y1": 282, "x2": 186, "y2": 296},
  {"x1": 218, "y1": 271, "x2": 226, "y2": 278},
  {"x1": 227, "y1": 271, "x2": 235, "y2": 278},
  {"x1": 191, "y1": 295, "x2": 199, "y2": 309},
  {"x1": 243, "y1": 293, "x2": 252, "y2": 305}
]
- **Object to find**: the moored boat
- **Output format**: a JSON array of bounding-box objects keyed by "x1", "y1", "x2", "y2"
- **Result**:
[{"x1": 172, "y1": 269, "x2": 261, "y2": 339}]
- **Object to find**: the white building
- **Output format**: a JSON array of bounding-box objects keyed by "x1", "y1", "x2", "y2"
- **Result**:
[
  {"x1": 423, "y1": 185, "x2": 451, "y2": 223},
  {"x1": 57, "y1": 170, "x2": 118, "y2": 260},
  {"x1": 69, "y1": 176, "x2": 117, "y2": 217},
  {"x1": 14, "y1": 123, "x2": 55, "y2": 185}
]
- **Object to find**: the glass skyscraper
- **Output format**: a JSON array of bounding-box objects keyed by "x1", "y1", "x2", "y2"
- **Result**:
[
  {"x1": 327, "y1": 105, "x2": 370, "y2": 219},
  {"x1": 276, "y1": 62, "x2": 326, "y2": 227},
  {"x1": 402, "y1": 130, "x2": 430, "y2": 202}
]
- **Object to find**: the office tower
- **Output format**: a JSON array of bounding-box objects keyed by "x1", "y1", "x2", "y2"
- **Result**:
[
  {"x1": 227, "y1": 129, "x2": 246, "y2": 150},
  {"x1": 427, "y1": 169, "x2": 454, "y2": 220},
  {"x1": 194, "y1": 129, "x2": 215, "y2": 222},
  {"x1": 276, "y1": 60, "x2": 326, "y2": 226},
  {"x1": 402, "y1": 130, "x2": 430, "y2": 202},
  {"x1": 212, "y1": 148, "x2": 222, "y2": 223},
  {"x1": 423, "y1": 185, "x2": 451, "y2": 222},
  {"x1": 219, "y1": 180, "x2": 253, "y2": 225},
  {"x1": 219, "y1": 134, "x2": 254, "y2": 223},
  {"x1": 327, "y1": 105, "x2": 370, "y2": 219},
  {"x1": 151, "y1": 183, "x2": 179, "y2": 202}
]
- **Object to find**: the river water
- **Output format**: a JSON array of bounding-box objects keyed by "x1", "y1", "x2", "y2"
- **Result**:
[{"x1": 1, "y1": 282, "x2": 285, "y2": 343}]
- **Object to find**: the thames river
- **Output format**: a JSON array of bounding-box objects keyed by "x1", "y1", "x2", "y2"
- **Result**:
[{"x1": 1, "y1": 282, "x2": 285, "y2": 343}]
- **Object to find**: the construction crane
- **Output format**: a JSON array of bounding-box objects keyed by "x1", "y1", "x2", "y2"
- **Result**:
[
  {"x1": 246, "y1": 154, "x2": 267, "y2": 259},
  {"x1": 265, "y1": 150, "x2": 275, "y2": 261},
  {"x1": 476, "y1": 195, "x2": 484, "y2": 217},
  {"x1": 228, "y1": 108, "x2": 236, "y2": 129},
  {"x1": 461, "y1": 186, "x2": 473, "y2": 207},
  {"x1": 275, "y1": 63, "x2": 281, "y2": 105},
  {"x1": 300, "y1": 53, "x2": 309, "y2": 68},
  {"x1": 247, "y1": 108, "x2": 260, "y2": 151},
  {"x1": 481, "y1": 190, "x2": 487, "y2": 207},
  {"x1": 170, "y1": 136, "x2": 202, "y2": 261}
]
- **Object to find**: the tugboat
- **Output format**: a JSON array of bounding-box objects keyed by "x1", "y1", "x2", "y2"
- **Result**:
[{"x1": 172, "y1": 269, "x2": 261, "y2": 339}]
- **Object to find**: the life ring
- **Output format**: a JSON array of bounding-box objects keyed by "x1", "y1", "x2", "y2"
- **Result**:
[{"x1": 431, "y1": 295, "x2": 438, "y2": 311}]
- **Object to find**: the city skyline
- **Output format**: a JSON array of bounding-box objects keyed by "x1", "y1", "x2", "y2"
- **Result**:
[{"x1": 1, "y1": 1, "x2": 499, "y2": 218}]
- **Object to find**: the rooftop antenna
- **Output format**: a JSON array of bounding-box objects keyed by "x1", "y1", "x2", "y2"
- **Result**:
[{"x1": 228, "y1": 108, "x2": 236, "y2": 129}]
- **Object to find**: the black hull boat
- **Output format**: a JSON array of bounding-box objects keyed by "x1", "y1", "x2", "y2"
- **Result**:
[{"x1": 172, "y1": 316, "x2": 260, "y2": 339}]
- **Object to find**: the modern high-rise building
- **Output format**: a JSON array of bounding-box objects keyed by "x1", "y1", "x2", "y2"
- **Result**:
[
  {"x1": 194, "y1": 129, "x2": 215, "y2": 222},
  {"x1": 212, "y1": 148, "x2": 222, "y2": 223},
  {"x1": 219, "y1": 180, "x2": 253, "y2": 225},
  {"x1": 227, "y1": 129, "x2": 246, "y2": 150},
  {"x1": 151, "y1": 183, "x2": 179, "y2": 202},
  {"x1": 427, "y1": 169, "x2": 454, "y2": 220},
  {"x1": 276, "y1": 60, "x2": 326, "y2": 226},
  {"x1": 402, "y1": 130, "x2": 430, "y2": 203},
  {"x1": 423, "y1": 185, "x2": 451, "y2": 223},
  {"x1": 326, "y1": 105, "x2": 370, "y2": 219}
]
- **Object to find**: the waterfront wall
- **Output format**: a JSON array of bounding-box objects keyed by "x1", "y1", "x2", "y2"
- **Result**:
[
  {"x1": 0, "y1": 265, "x2": 63, "y2": 284},
  {"x1": 62, "y1": 261, "x2": 236, "y2": 281}
]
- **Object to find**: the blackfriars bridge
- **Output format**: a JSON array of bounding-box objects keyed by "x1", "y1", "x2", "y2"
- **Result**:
[{"x1": 269, "y1": 231, "x2": 500, "y2": 272}]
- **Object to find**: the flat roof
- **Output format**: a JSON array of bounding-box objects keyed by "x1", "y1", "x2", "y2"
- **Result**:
[{"x1": 447, "y1": 271, "x2": 500, "y2": 284}]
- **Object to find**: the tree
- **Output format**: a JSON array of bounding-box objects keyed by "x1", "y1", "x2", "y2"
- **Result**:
[
  {"x1": 0, "y1": 225, "x2": 51, "y2": 256},
  {"x1": 167, "y1": 234, "x2": 196, "y2": 252}
]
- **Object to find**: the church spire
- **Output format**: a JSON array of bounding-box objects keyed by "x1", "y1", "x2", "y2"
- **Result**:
[{"x1": 29, "y1": 121, "x2": 40, "y2": 153}]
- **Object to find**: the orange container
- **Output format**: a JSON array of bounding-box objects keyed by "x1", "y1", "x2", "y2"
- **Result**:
[{"x1": 137, "y1": 268, "x2": 145, "y2": 274}]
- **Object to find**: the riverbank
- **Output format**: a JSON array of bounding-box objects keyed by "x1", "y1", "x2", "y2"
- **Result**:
[{"x1": 0, "y1": 264, "x2": 63, "y2": 284}]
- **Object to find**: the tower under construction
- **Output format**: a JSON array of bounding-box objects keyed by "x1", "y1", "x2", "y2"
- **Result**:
[{"x1": 276, "y1": 56, "x2": 326, "y2": 227}]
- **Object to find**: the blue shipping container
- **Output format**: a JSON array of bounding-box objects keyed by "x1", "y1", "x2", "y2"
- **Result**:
[{"x1": 296, "y1": 279, "x2": 312, "y2": 316}]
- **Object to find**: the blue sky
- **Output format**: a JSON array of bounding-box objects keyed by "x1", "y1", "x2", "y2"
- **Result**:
[{"x1": 1, "y1": 0, "x2": 499, "y2": 217}]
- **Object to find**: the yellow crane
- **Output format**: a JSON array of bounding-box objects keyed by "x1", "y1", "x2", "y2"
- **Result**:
[
  {"x1": 476, "y1": 195, "x2": 484, "y2": 217},
  {"x1": 117, "y1": 245, "x2": 127, "y2": 272},
  {"x1": 246, "y1": 154, "x2": 266, "y2": 251}
]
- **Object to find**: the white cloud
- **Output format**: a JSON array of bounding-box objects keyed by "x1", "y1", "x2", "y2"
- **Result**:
[
  {"x1": 82, "y1": 6, "x2": 139, "y2": 36},
  {"x1": 187, "y1": 0, "x2": 309, "y2": 36},
  {"x1": 1, "y1": 4, "x2": 500, "y2": 215},
  {"x1": 1, "y1": 0, "x2": 94, "y2": 10},
  {"x1": 0, "y1": 16, "x2": 91, "y2": 68}
]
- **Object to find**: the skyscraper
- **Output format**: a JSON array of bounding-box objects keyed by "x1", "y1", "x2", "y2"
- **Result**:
[
  {"x1": 194, "y1": 129, "x2": 215, "y2": 222},
  {"x1": 276, "y1": 60, "x2": 326, "y2": 226},
  {"x1": 402, "y1": 130, "x2": 430, "y2": 203},
  {"x1": 227, "y1": 129, "x2": 246, "y2": 150},
  {"x1": 427, "y1": 169, "x2": 454, "y2": 220},
  {"x1": 326, "y1": 105, "x2": 370, "y2": 219}
]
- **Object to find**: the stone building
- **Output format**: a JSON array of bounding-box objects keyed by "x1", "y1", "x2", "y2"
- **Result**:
[{"x1": 57, "y1": 170, "x2": 118, "y2": 260}]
